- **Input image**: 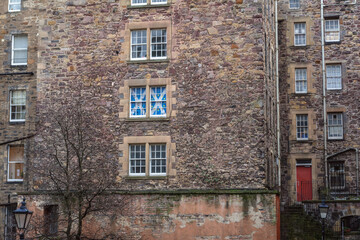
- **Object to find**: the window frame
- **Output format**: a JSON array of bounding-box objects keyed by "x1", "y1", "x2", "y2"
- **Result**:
[
  {"x1": 130, "y1": 29, "x2": 147, "y2": 61},
  {"x1": 325, "y1": 19, "x2": 340, "y2": 43},
  {"x1": 9, "y1": 89, "x2": 26, "y2": 122},
  {"x1": 129, "y1": 84, "x2": 168, "y2": 119},
  {"x1": 296, "y1": 114, "x2": 308, "y2": 140},
  {"x1": 8, "y1": 0, "x2": 21, "y2": 12},
  {"x1": 128, "y1": 142, "x2": 168, "y2": 177},
  {"x1": 11, "y1": 35, "x2": 28, "y2": 66},
  {"x1": 294, "y1": 22, "x2": 306, "y2": 46},
  {"x1": 131, "y1": 0, "x2": 167, "y2": 6},
  {"x1": 289, "y1": 0, "x2": 300, "y2": 9},
  {"x1": 326, "y1": 64, "x2": 342, "y2": 90},
  {"x1": 150, "y1": 29, "x2": 167, "y2": 60},
  {"x1": 7, "y1": 145, "x2": 25, "y2": 182},
  {"x1": 328, "y1": 113, "x2": 343, "y2": 140},
  {"x1": 295, "y1": 68, "x2": 307, "y2": 93}
]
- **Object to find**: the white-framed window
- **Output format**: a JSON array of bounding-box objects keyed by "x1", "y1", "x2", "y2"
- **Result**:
[
  {"x1": 129, "y1": 144, "x2": 146, "y2": 176},
  {"x1": 296, "y1": 114, "x2": 308, "y2": 140},
  {"x1": 295, "y1": 68, "x2": 307, "y2": 93},
  {"x1": 329, "y1": 162, "x2": 345, "y2": 189},
  {"x1": 294, "y1": 23, "x2": 306, "y2": 46},
  {"x1": 8, "y1": 0, "x2": 21, "y2": 12},
  {"x1": 130, "y1": 86, "x2": 167, "y2": 118},
  {"x1": 131, "y1": 0, "x2": 167, "y2": 6},
  {"x1": 328, "y1": 113, "x2": 343, "y2": 139},
  {"x1": 150, "y1": 29, "x2": 167, "y2": 60},
  {"x1": 7, "y1": 145, "x2": 24, "y2": 182},
  {"x1": 150, "y1": 144, "x2": 166, "y2": 176},
  {"x1": 10, "y1": 90, "x2": 26, "y2": 122},
  {"x1": 130, "y1": 30, "x2": 147, "y2": 60},
  {"x1": 326, "y1": 64, "x2": 342, "y2": 90},
  {"x1": 130, "y1": 29, "x2": 167, "y2": 61},
  {"x1": 289, "y1": 0, "x2": 300, "y2": 9},
  {"x1": 11, "y1": 35, "x2": 28, "y2": 66},
  {"x1": 325, "y1": 19, "x2": 340, "y2": 42},
  {"x1": 129, "y1": 143, "x2": 167, "y2": 176}
]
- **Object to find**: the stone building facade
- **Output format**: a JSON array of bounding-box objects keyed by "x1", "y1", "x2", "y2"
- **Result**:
[
  {"x1": 279, "y1": 0, "x2": 360, "y2": 237},
  {"x1": 0, "y1": 0, "x2": 280, "y2": 239}
]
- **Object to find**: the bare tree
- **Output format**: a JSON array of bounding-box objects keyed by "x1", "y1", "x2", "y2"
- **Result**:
[{"x1": 31, "y1": 86, "x2": 130, "y2": 240}]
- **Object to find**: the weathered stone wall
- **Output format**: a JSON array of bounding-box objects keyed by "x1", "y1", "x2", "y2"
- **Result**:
[{"x1": 23, "y1": 192, "x2": 278, "y2": 240}]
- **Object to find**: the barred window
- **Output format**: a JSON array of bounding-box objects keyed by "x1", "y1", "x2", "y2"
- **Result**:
[
  {"x1": 325, "y1": 19, "x2": 340, "y2": 42},
  {"x1": 326, "y1": 64, "x2": 342, "y2": 90},
  {"x1": 328, "y1": 113, "x2": 343, "y2": 139},
  {"x1": 150, "y1": 144, "x2": 166, "y2": 176},
  {"x1": 12, "y1": 35, "x2": 28, "y2": 66},
  {"x1": 294, "y1": 23, "x2": 306, "y2": 46},
  {"x1": 296, "y1": 114, "x2": 308, "y2": 140},
  {"x1": 10, "y1": 90, "x2": 26, "y2": 122},
  {"x1": 289, "y1": 0, "x2": 300, "y2": 9},
  {"x1": 329, "y1": 162, "x2": 345, "y2": 189},
  {"x1": 129, "y1": 145, "x2": 146, "y2": 176},
  {"x1": 295, "y1": 68, "x2": 307, "y2": 93}
]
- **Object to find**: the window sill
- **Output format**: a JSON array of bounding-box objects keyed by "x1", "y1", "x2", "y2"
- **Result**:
[
  {"x1": 9, "y1": 121, "x2": 25, "y2": 125},
  {"x1": 328, "y1": 138, "x2": 344, "y2": 141},
  {"x1": 127, "y1": 4, "x2": 170, "y2": 9},
  {"x1": 127, "y1": 59, "x2": 170, "y2": 64},
  {"x1": 125, "y1": 117, "x2": 170, "y2": 122},
  {"x1": 125, "y1": 176, "x2": 167, "y2": 180},
  {"x1": 6, "y1": 181, "x2": 23, "y2": 184},
  {"x1": 325, "y1": 41, "x2": 341, "y2": 45}
]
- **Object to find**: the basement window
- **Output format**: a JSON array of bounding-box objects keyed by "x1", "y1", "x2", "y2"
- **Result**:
[
  {"x1": 329, "y1": 162, "x2": 345, "y2": 190},
  {"x1": 8, "y1": 0, "x2": 21, "y2": 12}
]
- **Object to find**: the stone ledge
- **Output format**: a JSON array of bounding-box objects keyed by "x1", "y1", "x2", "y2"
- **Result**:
[
  {"x1": 124, "y1": 118, "x2": 170, "y2": 122},
  {"x1": 127, "y1": 4, "x2": 170, "y2": 9},
  {"x1": 126, "y1": 59, "x2": 170, "y2": 64},
  {"x1": 124, "y1": 176, "x2": 168, "y2": 180}
]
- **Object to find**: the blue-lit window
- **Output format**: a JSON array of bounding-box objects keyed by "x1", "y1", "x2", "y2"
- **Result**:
[
  {"x1": 150, "y1": 86, "x2": 166, "y2": 117},
  {"x1": 130, "y1": 87, "x2": 146, "y2": 117}
]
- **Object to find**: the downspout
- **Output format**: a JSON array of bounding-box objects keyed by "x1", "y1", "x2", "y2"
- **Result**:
[
  {"x1": 275, "y1": 0, "x2": 281, "y2": 188},
  {"x1": 321, "y1": 0, "x2": 328, "y2": 189},
  {"x1": 356, "y1": 148, "x2": 359, "y2": 196}
]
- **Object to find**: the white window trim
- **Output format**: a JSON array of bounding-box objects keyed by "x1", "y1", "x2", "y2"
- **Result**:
[
  {"x1": 294, "y1": 23, "x2": 306, "y2": 46},
  {"x1": 325, "y1": 19, "x2": 340, "y2": 42},
  {"x1": 131, "y1": 0, "x2": 147, "y2": 6},
  {"x1": 150, "y1": 29, "x2": 167, "y2": 60},
  {"x1": 326, "y1": 64, "x2": 342, "y2": 90},
  {"x1": 149, "y1": 144, "x2": 167, "y2": 176},
  {"x1": 9, "y1": 90, "x2": 26, "y2": 122},
  {"x1": 289, "y1": 0, "x2": 300, "y2": 9},
  {"x1": 129, "y1": 85, "x2": 167, "y2": 118},
  {"x1": 11, "y1": 35, "x2": 27, "y2": 66},
  {"x1": 296, "y1": 115, "x2": 309, "y2": 140},
  {"x1": 128, "y1": 145, "x2": 146, "y2": 177},
  {"x1": 7, "y1": 145, "x2": 24, "y2": 182},
  {"x1": 328, "y1": 113, "x2": 343, "y2": 140},
  {"x1": 151, "y1": 0, "x2": 168, "y2": 5},
  {"x1": 130, "y1": 30, "x2": 147, "y2": 61},
  {"x1": 295, "y1": 68, "x2": 307, "y2": 94},
  {"x1": 8, "y1": 0, "x2": 21, "y2": 12}
]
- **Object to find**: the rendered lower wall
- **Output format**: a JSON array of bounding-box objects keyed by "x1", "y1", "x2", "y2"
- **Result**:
[{"x1": 22, "y1": 193, "x2": 278, "y2": 240}]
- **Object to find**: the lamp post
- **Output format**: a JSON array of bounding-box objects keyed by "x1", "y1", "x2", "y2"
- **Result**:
[
  {"x1": 13, "y1": 198, "x2": 33, "y2": 240},
  {"x1": 318, "y1": 200, "x2": 329, "y2": 240}
]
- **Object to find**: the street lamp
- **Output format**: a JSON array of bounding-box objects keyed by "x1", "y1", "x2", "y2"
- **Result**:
[
  {"x1": 318, "y1": 200, "x2": 329, "y2": 240},
  {"x1": 13, "y1": 198, "x2": 33, "y2": 240}
]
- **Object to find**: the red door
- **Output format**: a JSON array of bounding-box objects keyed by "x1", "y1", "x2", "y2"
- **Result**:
[{"x1": 296, "y1": 166, "x2": 313, "y2": 201}]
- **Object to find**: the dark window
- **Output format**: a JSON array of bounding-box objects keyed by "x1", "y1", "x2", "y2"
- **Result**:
[
  {"x1": 44, "y1": 205, "x2": 58, "y2": 237},
  {"x1": 329, "y1": 162, "x2": 345, "y2": 190},
  {"x1": 343, "y1": 216, "x2": 360, "y2": 234}
]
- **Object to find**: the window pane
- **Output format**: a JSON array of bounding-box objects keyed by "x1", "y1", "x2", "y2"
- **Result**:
[
  {"x1": 296, "y1": 115, "x2": 308, "y2": 140},
  {"x1": 150, "y1": 144, "x2": 166, "y2": 175},
  {"x1": 150, "y1": 86, "x2": 166, "y2": 117},
  {"x1": 289, "y1": 0, "x2": 300, "y2": 8},
  {"x1": 150, "y1": 29, "x2": 167, "y2": 59},
  {"x1": 326, "y1": 65, "x2": 342, "y2": 89},
  {"x1": 131, "y1": 0, "x2": 146, "y2": 5},
  {"x1": 8, "y1": 146, "x2": 24, "y2": 181},
  {"x1": 130, "y1": 87, "x2": 146, "y2": 117},
  {"x1": 10, "y1": 90, "x2": 26, "y2": 121},
  {"x1": 9, "y1": 0, "x2": 21, "y2": 11},
  {"x1": 131, "y1": 30, "x2": 147, "y2": 59},
  {"x1": 129, "y1": 144, "x2": 146, "y2": 175},
  {"x1": 295, "y1": 68, "x2": 307, "y2": 93},
  {"x1": 328, "y1": 113, "x2": 343, "y2": 139},
  {"x1": 294, "y1": 23, "x2": 306, "y2": 46}
]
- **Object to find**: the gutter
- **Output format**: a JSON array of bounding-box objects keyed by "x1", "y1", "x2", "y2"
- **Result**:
[
  {"x1": 0, "y1": 134, "x2": 36, "y2": 146},
  {"x1": 275, "y1": 0, "x2": 281, "y2": 188}
]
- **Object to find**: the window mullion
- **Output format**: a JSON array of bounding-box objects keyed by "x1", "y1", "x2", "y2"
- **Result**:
[
  {"x1": 146, "y1": 85, "x2": 150, "y2": 118},
  {"x1": 146, "y1": 143, "x2": 149, "y2": 176}
]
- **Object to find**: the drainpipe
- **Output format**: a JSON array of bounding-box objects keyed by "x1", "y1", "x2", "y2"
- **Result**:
[
  {"x1": 275, "y1": 0, "x2": 281, "y2": 188},
  {"x1": 321, "y1": 0, "x2": 328, "y2": 189},
  {"x1": 356, "y1": 148, "x2": 359, "y2": 196}
]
